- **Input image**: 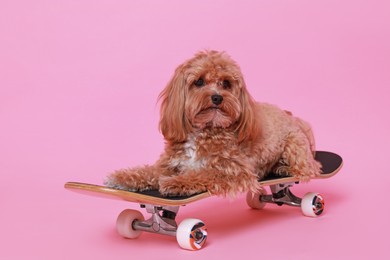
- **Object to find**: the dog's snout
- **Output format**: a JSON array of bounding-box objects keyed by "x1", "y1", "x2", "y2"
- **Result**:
[{"x1": 211, "y1": 94, "x2": 223, "y2": 105}]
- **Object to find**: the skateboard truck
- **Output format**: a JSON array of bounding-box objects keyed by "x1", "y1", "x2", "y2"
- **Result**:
[
  {"x1": 263, "y1": 182, "x2": 302, "y2": 207},
  {"x1": 247, "y1": 182, "x2": 326, "y2": 217},
  {"x1": 133, "y1": 205, "x2": 179, "y2": 237}
]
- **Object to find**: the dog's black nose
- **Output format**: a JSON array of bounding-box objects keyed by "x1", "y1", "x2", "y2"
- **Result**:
[{"x1": 211, "y1": 94, "x2": 223, "y2": 105}]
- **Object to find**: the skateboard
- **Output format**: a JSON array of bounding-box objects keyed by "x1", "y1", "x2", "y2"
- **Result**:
[{"x1": 65, "y1": 151, "x2": 342, "y2": 250}]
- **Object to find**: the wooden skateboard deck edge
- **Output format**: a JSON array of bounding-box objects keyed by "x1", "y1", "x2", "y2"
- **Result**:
[{"x1": 65, "y1": 182, "x2": 211, "y2": 206}]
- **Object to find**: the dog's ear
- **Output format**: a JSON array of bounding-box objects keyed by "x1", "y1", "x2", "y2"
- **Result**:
[
  {"x1": 158, "y1": 64, "x2": 191, "y2": 142},
  {"x1": 236, "y1": 80, "x2": 261, "y2": 143}
]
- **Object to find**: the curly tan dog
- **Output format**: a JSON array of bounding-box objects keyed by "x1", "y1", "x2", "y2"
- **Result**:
[{"x1": 105, "y1": 50, "x2": 321, "y2": 197}]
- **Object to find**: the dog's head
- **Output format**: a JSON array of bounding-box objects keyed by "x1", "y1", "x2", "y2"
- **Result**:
[{"x1": 159, "y1": 50, "x2": 259, "y2": 143}]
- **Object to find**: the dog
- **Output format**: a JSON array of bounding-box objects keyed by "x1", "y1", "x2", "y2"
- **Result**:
[{"x1": 105, "y1": 50, "x2": 322, "y2": 197}]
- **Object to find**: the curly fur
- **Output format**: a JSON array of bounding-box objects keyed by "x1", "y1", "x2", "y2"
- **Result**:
[{"x1": 105, "y1": 50, "x2": 321, "y2": 197}]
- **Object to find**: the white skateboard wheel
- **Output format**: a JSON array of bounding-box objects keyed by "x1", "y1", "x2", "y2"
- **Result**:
[
  {"x1": 301, "y1": 192, "x2": 325, "y2": 217},
  {"x1": 246, "y1": 188, "x2": 267, "y2": 209},
  {"x1": 116, "y1": 209, "x2": 145, "y2": 239},
  {"x1": 176, "y1": 218, "x2": 207, "y2": 250}
]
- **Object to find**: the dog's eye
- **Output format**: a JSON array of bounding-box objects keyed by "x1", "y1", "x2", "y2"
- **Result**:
[
  {"x1": 194, "y1": 78, "x2": 205, "y2": 87},
  {"x1": 222, "y1": 80, "x2": 231, "y2": 89}
]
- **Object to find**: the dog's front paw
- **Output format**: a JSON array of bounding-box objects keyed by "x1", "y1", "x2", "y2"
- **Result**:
[
  {"x1": 158, "y1": 176, "x2": 207, "y2": 197},
  {"x1": 104, "y1": 175, "x2": 138, "y2": 191},
  {"x1": 273, "y1": 165, "x2": 292, "y2": 177},
  {"x1": 104, "y1": 166, "x2": 158, "y2": 191}
]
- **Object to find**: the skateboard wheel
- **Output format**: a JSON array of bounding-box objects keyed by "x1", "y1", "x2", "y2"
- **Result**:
[
  {"x1": 176, "y1": 218, "x2": 207, "y2": 250},
  {"x1": 116, "y1": 209, "x2": 145, "y2": 239},
  {"x1": 246, "y1": 188, "x2": 267, "y2": 209},
  {"x1": 301, "y1": 192, "x2": 325, "y2": 217}
]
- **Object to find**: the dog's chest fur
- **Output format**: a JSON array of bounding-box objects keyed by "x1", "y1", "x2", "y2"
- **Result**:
[{"x1": 169, "y1": 128, "x2": 238, "y2": 171}]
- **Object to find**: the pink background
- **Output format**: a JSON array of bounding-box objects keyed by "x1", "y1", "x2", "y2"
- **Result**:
[{"x1": 1, "y1": 0, "x2": 389, "y2": 259}]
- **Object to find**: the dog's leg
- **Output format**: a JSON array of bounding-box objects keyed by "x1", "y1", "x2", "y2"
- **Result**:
[
  {"x1": 274, "y1": 131, "x2": 322, "y2": 182},
  {"x1": 159, "y1": 160, "x2": 259, "y2": 197},
  {"x1": 158, "y1": 170, "x2": 208, "y2": 196}
]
